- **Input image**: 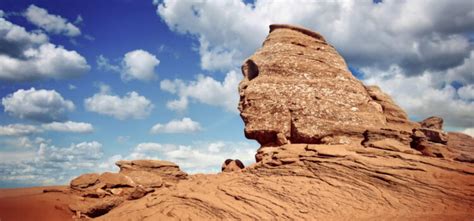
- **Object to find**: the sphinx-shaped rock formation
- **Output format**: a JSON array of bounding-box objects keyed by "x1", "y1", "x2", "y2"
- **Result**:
[{"x1": 65, "y1": 24, "x2": 473, "y2": 220}]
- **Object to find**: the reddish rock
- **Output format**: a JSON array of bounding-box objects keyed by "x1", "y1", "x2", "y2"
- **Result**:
[
  {"x1": 238, "y1": 24, "x2": 389, "y2": 146},
  {"x1": 70, "y1": 173, "x2": 99, "y2": 190},
  {"x1": 98, "y1": 172, "x2": 135, "y2": 188},
  {"x1": 127, "y1": 186, "x2": 154, "y2": 200},
  {"x1": 221, "y1": 159, "x2": 245, "y2": 172},
  {"x1": 420, "y1": 116, "x2": 444, "y2": 130},
  {"x1": 69, "y1": 197, "x2": 123, "y2": 218}
]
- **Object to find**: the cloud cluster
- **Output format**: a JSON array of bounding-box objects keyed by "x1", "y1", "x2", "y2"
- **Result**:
[
  {"x1": 160, "y1": 70, "x2": 240, "y2": 113},
  {"x1": 0, "y1": 121, "x2": 94, "y2": 136},
  {"x1": 0, "y1": 140, "x2": 103, "y2": 186},
  {"x1": 42, "y1": 121, "x2": 93, "y2": 133},
  {"x1": 84, "y1": 86, "x2": 154, "y2": 120},
  {"x1": 2, "y1": 88, "x2": 75, "y2": 122},
  {"x1": 150, "y1": 117, "x2": 202, "y2": 134},
  {"x1": 24, "y1": 5, "x2": 81, "y2": 37},
  {"x1": 155, "y1": 0, "x2": 474, "y2": 129},
  {"x1": 97, "y1": 49, "x2": 160, "y2": 82},
  {"x1": 0, "y1": 16, "x2": 89, "y2": 81},
  {"x1": 0, "y1": 124, "x2": 42, "y2": 136},
  {"x1": 126, "y1": 141, "x2": 257, "y2": 173}
]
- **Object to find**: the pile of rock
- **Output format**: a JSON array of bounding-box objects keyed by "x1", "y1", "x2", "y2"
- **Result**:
[{"x1": 68, "y1": 160, "x2": 187, "y2": 218}]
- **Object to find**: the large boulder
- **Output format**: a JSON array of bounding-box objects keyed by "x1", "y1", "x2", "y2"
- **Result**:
[{"x1": 238, "y1": 24, "x2": 416, "y2": 146}]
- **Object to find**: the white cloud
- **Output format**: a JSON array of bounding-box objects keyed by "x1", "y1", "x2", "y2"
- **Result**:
[
  {"x1": 156, "y1": 0, "x2": 474, "y2": 74},
  {"x1": 150, "y1": 117, "x2": 202, "y2": 134},
  {"x1": 84, "y1": 86, "x2": 154, "y2": 120},
  {"x1": 42, "y1": 121, "x2": 93, "y2": 133},
  {"x1": 155, "y1": 0, "x2": 474, "y2": 129},
  {"x1": 0, "y1": 10, "x2": 4, "y2": 18},
  {"x1": 363, "y1": 66, "x2": 474, "y2": 128},
  {"x1": 127, "y1": 141, "x2": 258, "y2": 173},
  {"x1": 458, "y1": 84, "x2": 474, "y2": 100},
  {"x1": 0, "y1": 124, "x2": 42, "y2": 136},
  {"x1": 122, "y1": 49, "x2": 160, "y2": 81},
  {"x1": 0, "y1": 17, "x2": 90, "y2": 81},
  {"x1": 97, "y1": 49, "x2": 160, "y2": 82},
  {"x1": 2, "y1": 88, "x2": 75, "y2": 122},
  {"x1": 0, "y1": 140, "x2": 104, "y2": 185},
  {"x1": 24, "y1": 4, "x2": 81, "y2": 37},
  {"x1": 462, "y1": 128, "x2": 474, "y2": 137},
  {"x1": 160, "y1": 70, "x2": 241, "y2": 113}
]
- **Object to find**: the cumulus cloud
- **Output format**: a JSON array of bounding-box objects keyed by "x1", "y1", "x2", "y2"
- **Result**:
[
  {"x1": 122, "y1": 49, "x2": 160, "y2": 81},
  {"x1": 0, "y1": 140, "x2": 103, "y2": 186},
  {"x1": 24, "y1": 5, "x2": 81, "y2": 37},
  {"x1": 0, "y1": 124, "x2": 42, "y2": 136},
  {"x1": 363, "y1": 66, "x2": 474, "y2": 128},
  {"x1": 42, "y1": 121, "x2": 93, "y2": 133},
  {"x1": 156, "y1": 0, "x2": 473, "y2": 74},
  {"x1": 127, "y1": 141, "x2": 257, "y2": 173},
  {"x1": 84, "y1": 85, "x2": 154, "y2": 120},
  {"x1": 97, "y1": 49, "x2": 160, "y2": 82},
  {"x1": 0, "y1": 17, "x2": 89, "y2": 81},
  {"x1": 155, "y1": 0, "x2": 474, "y2": 129},
  {"x1": 2, "y1": 88, "x2": 75, "y2": 122},
  {"x1": 150, "y1": 117, "x2": 202, "y2": 134},
  {"x1": 160, "y1": 70, "x2": 240, "y2": 112}
]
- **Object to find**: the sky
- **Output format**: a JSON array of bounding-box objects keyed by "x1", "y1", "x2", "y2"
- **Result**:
[{"x1": 0, "y1": 0, "x2": 472, "y2": 187}]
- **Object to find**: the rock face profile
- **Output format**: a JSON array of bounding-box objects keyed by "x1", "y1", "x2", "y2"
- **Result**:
[{"x1": 38, "y1": 24, "x2": 473, "y2": 220}]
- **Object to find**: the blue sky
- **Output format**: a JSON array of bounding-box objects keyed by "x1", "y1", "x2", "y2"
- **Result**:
[{"x1": 0, "y1": 0, "x2": 473, "y2": 187}]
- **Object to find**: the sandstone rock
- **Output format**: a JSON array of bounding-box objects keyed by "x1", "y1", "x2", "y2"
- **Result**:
[
  {"x1": 128, "y1": 186, "x2": 154, "y2": 200},
  {"x1": 70, "y1": 173, "x2": 99, "y2": 190},
  {"x1": 420, "y1": 116, "x2": 444, "y2": 130},
  {"x1": 365, "y1": 86, "x2": 419, "y2": 132},
  {"x1": 124, "y1": 170, "x2": 163, "y2": 188},
  {"x1": 69, "y1": 197, "x2": 123, "y2": 218},
  {"x1": 116, "y1": 160, "x2": 187, "y2": 182},
  {"x1": 221, "y1": 159, "x2": 245, "y2": 172},
  {"x1": 238, "y1": 24, "x2": 405, "y2": 146},
  {"x1": 362, "y1": 128, "x2": 413, "y2": 152},
  {"x1": 98, "y1": 172, "x2": 135, "y2": 188},
  {"x1": 417, "y1": 128, "x2": 448, "y2": 144}
]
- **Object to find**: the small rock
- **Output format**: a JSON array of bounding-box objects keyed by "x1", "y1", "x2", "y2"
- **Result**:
[
  {"x1": 221, "y1": 159, "x2": 245, "y2": 172},
  {"x1": 109, "y1": 188, "x2": 124, "y2": 196},
  {"x1": 420, "y1": 116, "x2": 444, "y2": 130}
]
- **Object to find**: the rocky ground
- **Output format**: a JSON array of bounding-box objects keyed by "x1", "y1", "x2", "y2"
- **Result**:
[{"x1": 0, "y1": 24, "x2": 473, "y2": 220}]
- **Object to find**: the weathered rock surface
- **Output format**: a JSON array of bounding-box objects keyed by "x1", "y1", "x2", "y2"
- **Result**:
[
  {"x1": 116, "y1": 159, "x2": 187, "y2": 182},
  {"x1": 64, "y1": 24, "x2": 474, "y2": 220},
  {"x1": 70, "y1": 173, "x2": 99, "y2": 190},
  {"x1": 67, "y1": 159, "x2": 188, "y2": 218}
]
